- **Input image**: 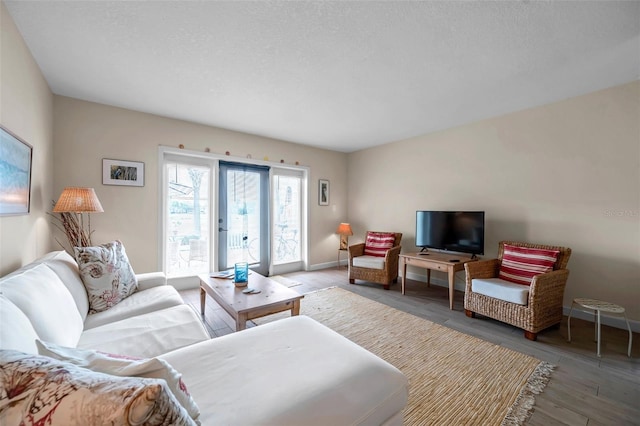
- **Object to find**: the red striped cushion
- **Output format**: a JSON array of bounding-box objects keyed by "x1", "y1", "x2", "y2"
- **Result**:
[
  {"x1": 499, "y1": 244, "x2": 560, "y2": 286},
  {"x1": 364, "y1": 232, "x2": 396, "y2": 257}
]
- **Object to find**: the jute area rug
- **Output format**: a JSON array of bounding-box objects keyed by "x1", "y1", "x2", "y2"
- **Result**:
[{"x1": 254, "y1": 287, "x2": 553, "y2": 426}]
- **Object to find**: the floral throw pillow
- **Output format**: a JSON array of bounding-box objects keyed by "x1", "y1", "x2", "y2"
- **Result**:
[
  {"x1": 75, "y1": 240, "x2": 138, "y2": 313},
  {"x1": 0, "y1": 349, "x2": 196, "y2": 426},
  {"x1": 36, "y1": 340, "x2": 200, "y2": 423}
]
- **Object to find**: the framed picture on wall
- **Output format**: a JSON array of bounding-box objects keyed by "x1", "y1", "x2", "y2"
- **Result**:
[
  {"x1": 319, "y1": 179, "x2": 329, "y2": 206},
  {"x1": 102, "y1": 158, "x2": 145, "y2": 187},
  {"x1": 0, "y1": 125, "x2": 33, "y2": 216}
]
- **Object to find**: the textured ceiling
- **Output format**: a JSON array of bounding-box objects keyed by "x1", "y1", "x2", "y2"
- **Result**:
[{"x1": 4, "y1": 1, "x2": 640, "y2": 153}]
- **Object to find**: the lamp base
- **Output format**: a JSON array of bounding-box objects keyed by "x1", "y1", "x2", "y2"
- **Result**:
[{"x1": 339, "y1": 235, "x2": 349, "y2": 250}]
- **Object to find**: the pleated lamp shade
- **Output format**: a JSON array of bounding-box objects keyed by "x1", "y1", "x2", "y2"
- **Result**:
[
  {"x1": 53, "y1": 187, "x2": 104, "y2": 213},
  {"x1": 336, "y1": 223, "x2": 353, "y2": 236}
]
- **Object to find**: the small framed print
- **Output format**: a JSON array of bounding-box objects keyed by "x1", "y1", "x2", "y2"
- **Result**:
[
  {"x1": 102, "y1": 159, "x2": 144, "y2": 187},
  {"x1": 319, "y1": 179, "x2": 329, "y2": 206}
]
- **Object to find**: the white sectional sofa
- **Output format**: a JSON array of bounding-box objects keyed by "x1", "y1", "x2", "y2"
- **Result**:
[{"x1": 0, "y1": 250, "x2": 408, "y2": 425}]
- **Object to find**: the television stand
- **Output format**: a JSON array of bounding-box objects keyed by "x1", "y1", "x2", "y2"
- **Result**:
[{"x1": 399, "y1": 252, "x2": 477, "y2": 310}]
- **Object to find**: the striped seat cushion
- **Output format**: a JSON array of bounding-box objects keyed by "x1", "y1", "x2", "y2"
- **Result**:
[
  {"x1": 499, "y1": 244, "x2": 560, "y2": 286},
  {"x1": 364, "y1": 232, "x2": 396, "y2": 257}
]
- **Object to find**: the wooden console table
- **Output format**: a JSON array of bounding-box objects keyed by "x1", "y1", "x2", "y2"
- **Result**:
[{"x1": 400, "y1": 252, "x2": 477, "y2": 310}]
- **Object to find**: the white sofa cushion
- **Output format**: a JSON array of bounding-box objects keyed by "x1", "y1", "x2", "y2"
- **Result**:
[
  {"x1": 0, "y1": 264, "x2": 83, "y2": 348},
  {"x1": 353, "y1": 255, "x2": 385, "y2": 270},
  {"x1": 136, "y1": 271, "x2": 168, "y2": 291},
  {"x1": 38, "y1": 250, "x2": 90, "y2": 321},
  {"x1": 161, "y1": 315, "x2": 408, "y2": 426},
  {"x1": 471, "y1": 278, "x2": 530, "y2": 306},
  {"x1": 0, "y1": 296, "x2": 39, "y2": 354},
  {"x1": 83, "y1": 285, "x2": 185, "y2": 330},
  {"x1": 77, "y1": 305, "x2": 210, "y2": 358}
]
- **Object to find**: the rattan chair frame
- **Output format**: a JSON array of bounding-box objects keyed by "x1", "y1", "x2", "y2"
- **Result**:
[
  {"x1": 464, "y1": 240, "x2": 572, "y2": 341},
  {"x1": 348, "y1": 232, "x2": 402, "y2": 290}
]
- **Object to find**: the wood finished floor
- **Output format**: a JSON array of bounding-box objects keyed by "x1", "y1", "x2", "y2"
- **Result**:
[{"x1": 180, "y1": 267, "x2": 640, "y2": 426}]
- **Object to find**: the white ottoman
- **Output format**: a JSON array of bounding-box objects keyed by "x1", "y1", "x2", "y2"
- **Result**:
[{"x1": 161, "y1": 315, "x2": 409, "y2": 425}]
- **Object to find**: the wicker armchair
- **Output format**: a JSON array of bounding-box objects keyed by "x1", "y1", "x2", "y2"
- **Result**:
[
  {"x1": 464, "y1": 241, "x2": 572, "y2": 341},
  {"x1": 348, "y1": 232, "x2": 402, "y2": 290}
]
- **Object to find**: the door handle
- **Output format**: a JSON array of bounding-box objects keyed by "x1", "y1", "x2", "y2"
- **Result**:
[{"x1": 218, "y1": 227, "x2": 228, "y2": 232}]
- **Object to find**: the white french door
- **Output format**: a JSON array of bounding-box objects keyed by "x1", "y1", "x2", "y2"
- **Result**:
[
  {"x1": 271, "y1": 169, "x2": 304, "y2": 274},
  {"x1": 159, "y1": 147, "x2": 308, "y2": 285},
  {"x1": 162, "y1": 156, "x2": 214, "y2": 281},
  {"x1": 218, "y1": 162, "x2": 270, "y2": 276}
]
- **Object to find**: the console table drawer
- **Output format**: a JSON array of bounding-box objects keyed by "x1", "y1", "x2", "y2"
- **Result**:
[{"x1": 405, "y1": 257, "x2": 445, "y2": 271}]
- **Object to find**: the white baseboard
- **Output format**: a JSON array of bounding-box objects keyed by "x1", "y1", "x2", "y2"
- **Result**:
[
  {"x1": 309, "y1": 260, "x2": 338, "y2": 271},
  {"x1": 403, "y1": 270, "x2": 464, "y2": 291}
]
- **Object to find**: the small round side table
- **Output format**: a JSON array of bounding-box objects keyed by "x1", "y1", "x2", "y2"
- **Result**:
[{"x1": 567, "y1": 298, "x2": 632, "y2": 358}]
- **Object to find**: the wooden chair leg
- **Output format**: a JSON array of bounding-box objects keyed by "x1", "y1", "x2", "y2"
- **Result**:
[
  {"x1": 524, "y1": 330, "x2": 537, "y2": 341},
  {"x1": 464, "y1": 309, "x2": 475, "y2": 318},
  {"x1": 349, "y1": 279, "x2": 355, "y2": 284}
]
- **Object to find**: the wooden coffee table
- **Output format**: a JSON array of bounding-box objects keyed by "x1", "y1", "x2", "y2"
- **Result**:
[{"x1": 198, "y1": 272, "x2": 304, "y2": 331}]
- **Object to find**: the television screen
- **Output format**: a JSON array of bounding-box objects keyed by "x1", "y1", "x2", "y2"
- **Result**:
[{"x1": 415, "y1": 211, "x2": 485, "y2": 255}]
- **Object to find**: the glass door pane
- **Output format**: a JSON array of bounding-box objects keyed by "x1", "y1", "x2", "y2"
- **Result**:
[
  {"x1": 218, "y1": 162, "x2": 269, "y2": 276},
  {"x1": 165, "y1": 162, "x2": 210, "y2": 278},
  {"x1": 273, "y1": 174, "x2": 301, "y2": 264}
]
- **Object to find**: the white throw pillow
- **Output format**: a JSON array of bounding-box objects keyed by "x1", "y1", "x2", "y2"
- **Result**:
[
  {"x1": 36, "y1": 340, "x2": 200, "y2": 422},
  {"x1": 75, "y1": 240, "x2": 138, "y2": 313}
]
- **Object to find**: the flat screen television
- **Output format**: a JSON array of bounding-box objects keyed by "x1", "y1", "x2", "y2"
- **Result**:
[{"x1": 415, "y1": 211, "x2": 485, "y2": 256}]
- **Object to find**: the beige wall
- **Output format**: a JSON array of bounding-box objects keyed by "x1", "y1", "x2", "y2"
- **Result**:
[
  {"x1": 347, "y1": 81, "x2": 640, "y2": 321},
  {"x1": 3, "y1": 1, "x2": 638, "y2": 324},
  {"x1": 53, "y1": 96, "x2": 348, "y2": 273},
  {"x1": 0, "y1": 2, "x2": 54, "y2": 276}
]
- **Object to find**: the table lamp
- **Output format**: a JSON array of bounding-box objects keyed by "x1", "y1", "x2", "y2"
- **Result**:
[
  {"x1": 53, "y1": 187, "x2": 104, "y2": 247},
  {"x1": 336, "y1": 223, "x2": 353, "y2": 250}
]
